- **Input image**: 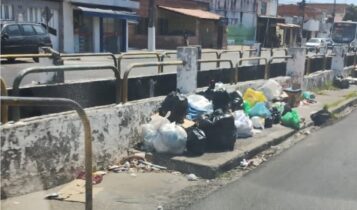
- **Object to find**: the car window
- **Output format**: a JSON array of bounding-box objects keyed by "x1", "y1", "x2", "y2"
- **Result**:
[
  {"x1": 33, "y1": 25, "x2": 46, "y2": 35},
  {"x1": 21, "y1": 25, "x2": 36, "y2": 36},
  {"x1": 4, "y1": 24, "x2": 21, "y2": 36}
]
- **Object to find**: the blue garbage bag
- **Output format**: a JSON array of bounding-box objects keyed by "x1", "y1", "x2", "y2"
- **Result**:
[{"x1": 248, "y1": 102, "x2": 271, "y2": 118}]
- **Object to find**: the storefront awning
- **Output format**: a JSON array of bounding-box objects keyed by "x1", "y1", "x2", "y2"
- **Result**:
[
  {"x1": 158, "y1": 6, "x2": 221, "y2": 20},
  {"x1": 276, "y1": 23, "x2": 301, "y2": 29},
  {"x1": 77, "y1": 6, "x2": 139, "y2": 21}
]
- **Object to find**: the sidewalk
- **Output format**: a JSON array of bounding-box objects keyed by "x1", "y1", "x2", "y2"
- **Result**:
[
  {"x1": 2, "y1": 86, "x2": 357, "y2": 210},
  {"x1": 152, "y1": 86, "x2": 357, "y2": 178}
]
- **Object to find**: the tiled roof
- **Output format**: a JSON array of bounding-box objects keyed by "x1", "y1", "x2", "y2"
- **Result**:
[{"x1": 159, "y1": 6, "x2": 221, "y2": 20}]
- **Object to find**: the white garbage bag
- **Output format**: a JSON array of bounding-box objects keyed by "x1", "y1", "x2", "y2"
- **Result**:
[
  {"x1": 233, "y1": 110, "x2": 253, "y2": 138},
  {"x1": 153, "y1": 123, "x2": 187, "y2": 155},
  {"x1": 258, "y1": 79, "x2": 282, "y2": 101},
  {"x1": 141, "y1": 114, "x2": 170, "y2": 152},
  {"x1": 187, "y1": 95, "x2": 213, "y2": 112},
  {"x1": 251, "y1": 116, "x2": 265, "y2": 129}
]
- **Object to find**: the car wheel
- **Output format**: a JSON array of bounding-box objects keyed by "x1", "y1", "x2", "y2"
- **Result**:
[
  {"x1": 7, "y1": 58, "x2": 16, "y2": 63},
  {"x1": 33, "y1": 57, "x2": 39, "y2": 63}
]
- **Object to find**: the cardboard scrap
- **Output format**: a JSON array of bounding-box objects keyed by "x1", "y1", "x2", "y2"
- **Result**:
[{"x1": 56, "y1": 179, "x2": 102, "y2": 203}]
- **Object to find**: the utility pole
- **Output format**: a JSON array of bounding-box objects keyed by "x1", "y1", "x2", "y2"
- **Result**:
[
  {"x1": 148, "y1": 0, "x2": 156, "y2": 51},
  {"x1": 332, "y1": 0, "x2": 336, "y2": 23},
  {"x1": 298, "y1": 0, "x2": 306, "y2": 46}
]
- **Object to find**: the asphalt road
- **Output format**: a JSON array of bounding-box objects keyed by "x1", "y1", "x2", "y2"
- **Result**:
[
  {"x1": 0, "y1": 49, "x2": 286, "y2": 88},
  {"x1": 187, "y1": 110, "x2": 357, "y2": 210}
]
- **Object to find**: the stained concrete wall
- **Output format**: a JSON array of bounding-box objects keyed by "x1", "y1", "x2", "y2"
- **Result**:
[{"x1": 1, "y1": 98, "x2": 163, "y2": 198}]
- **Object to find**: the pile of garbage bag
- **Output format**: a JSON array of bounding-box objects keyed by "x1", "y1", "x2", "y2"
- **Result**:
[{"x1": 141, "y1": 80, "x2": 307, "y2": 156}]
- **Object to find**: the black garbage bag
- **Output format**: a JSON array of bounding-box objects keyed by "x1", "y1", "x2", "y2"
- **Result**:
[
  {"x1": 282, "y1": 104, "x2": 292, "y2": 117},
  {"x1": 212, "y1": 89, "x2": 231, "y2": 112},
  {"x1": 264, "y1": 116, "x2": 273, "y2": 128},
  {"x1": 334, "y1": 75, "x2": 350, "y2": 89},
  {"x1": 271, "y1": 107, "x2": 281, "y2": 124},
  {"x1": 310, "y1": 109, "x2": 332, "y2": 126},
  {"x1": 199, "y1": 109, "x2": 236, "y2": 151},
  {"x1": 186, "y1": 127, "x2": 207, "y2": 156},
  {"x1": 158, "y1": 91, "x2": 188, "y2": 123},
  {"x1": 229, "y1": 91, "x2": 244, "y2": 111}
]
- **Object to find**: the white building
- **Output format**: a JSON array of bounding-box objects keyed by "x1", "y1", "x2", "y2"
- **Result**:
[{"x1": 62, "y1": 0, "x2": 139, "y2": 53}]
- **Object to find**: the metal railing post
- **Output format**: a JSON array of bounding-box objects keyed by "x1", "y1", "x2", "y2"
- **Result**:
[
  {"x1": 0, "y1": 78, "x2": 8, "y2": 124},
  {"x1": 235, "y1": 57, "x2": 268, "y2": 82},
  {"x1": 122, "y1": 61, "x2": 183, "y2": 103},
  {"x1": 11, "y1": 65, "x2": 120, "y2": 121},
  {"x1": 0, "y1": 96, "x2": 93, "y2": 210},
  {"x1": 117, "y1": 52, "x2": 162, "y2": 75},
  {"x1": 267, "y1": 55, "x2": 293, "y2": 79}
]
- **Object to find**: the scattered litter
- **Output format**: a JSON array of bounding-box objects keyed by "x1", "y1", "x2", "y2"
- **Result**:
[
  {"x1": 258, "y1": 79, "x2": 282, "y2": 101},
  {"x1": 45, "y1": 193, "x2": 59, "y2": 200},
  {"x1": 157, "y1": 205, "x2": 164, "y2": 210},
  {"x1": 303, "y1": 130, "x2": 311, "y2": 135},
  {"x1": 76, "y1": 171, "x2": 104, "y2": 185},
  {"x1": 130, "y1": 173, "x2": 137, "y2": 177},
  {"x1": 251, "y1": 158, "x2": 263, "y2": 166},
  {"x1": 187, "y1": 173, "x2": 199, "y2": 181},
  {"x1": 13, "y1": 201, "x2": 20, "y2": 205},
  {"x1": 240, "y1": 159, "x2": 249, "y2": 167},
  {"x1": 171, "y1": 171, "x2": 181, "y2": 175}
]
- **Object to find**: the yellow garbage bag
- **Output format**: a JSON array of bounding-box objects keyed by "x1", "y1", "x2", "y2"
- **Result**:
[{"x1": 243, "y1": 88, "x2": 267, "y2": 107}]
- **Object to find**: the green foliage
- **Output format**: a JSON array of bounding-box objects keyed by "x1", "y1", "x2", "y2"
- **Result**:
[{"x1": 343, "y1": 4, "x2": 357, "y2": 21}]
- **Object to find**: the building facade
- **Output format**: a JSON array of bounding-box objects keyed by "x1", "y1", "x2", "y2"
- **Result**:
[
  {"x1": 278, "y1": 3, "x2": 348, "y2": 40},
  {"x1": 209, "y1": 0, "x2": 278, "y2": 45},
  {"x1": 129, "y1": 0, "x2": 226, "y2": 49},
  {"x1": 1, "y1": 0, "x2": 139, "y2": 53}
]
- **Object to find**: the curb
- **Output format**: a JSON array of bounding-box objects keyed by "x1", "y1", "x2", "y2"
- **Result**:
[{"x1": 153, "y1": 96, "x2": 357, "y2": 179}]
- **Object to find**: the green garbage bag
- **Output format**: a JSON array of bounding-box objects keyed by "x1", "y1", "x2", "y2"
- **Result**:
[
  {"x1": 243, "y1": 101, "x2": 251, "y2": 114},
  {"x1": 281, "y1": 109, "x2": 300, "y2": 129}
]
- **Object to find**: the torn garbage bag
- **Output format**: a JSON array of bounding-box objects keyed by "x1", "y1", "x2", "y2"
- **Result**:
[
  {"x1": 187, "y1": 95, "x2": 213, "y2": 120},
  {"x1": 233, "y1": 110, "x2": 253, "y2": 138}
]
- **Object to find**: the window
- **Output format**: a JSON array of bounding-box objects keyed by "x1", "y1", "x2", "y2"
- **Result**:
[
  {"x1": 0, "y1": 4, "x2": 13, "y2": 20},
  {"x1": 21, "y1": 25, "x2": 36, "y2": 36},
  {"x1": 33, "y1": 25, "x2": 46, "y2": 34},
  {"x1": 4, "y1": 24, "x2": 21, "y2": 36},
  {"x1": 261, "y1": 2, "x2": 267, "y2": 15}
]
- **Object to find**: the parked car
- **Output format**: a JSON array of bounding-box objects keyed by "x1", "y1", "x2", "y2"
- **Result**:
[
  {"x1": 305, "y1": 38, "x2": 326, "y2": 51},
  {"x1": 1, "y1": 21, "x2": 52, "y2": 62}
]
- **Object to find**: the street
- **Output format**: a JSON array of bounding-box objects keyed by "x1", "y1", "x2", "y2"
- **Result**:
[
  {"x1": 187, "y1": 109, "x2": 357, "y2": 210},
  {"x1": 0, "y1": 49, "x2": 288, "y2": 88}
]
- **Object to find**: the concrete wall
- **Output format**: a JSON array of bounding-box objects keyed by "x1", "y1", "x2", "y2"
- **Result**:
[{"x1": 1, "y1": 98, "x2": 162, "y2": 198}]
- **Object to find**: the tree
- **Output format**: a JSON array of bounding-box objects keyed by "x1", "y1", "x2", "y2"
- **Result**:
[{"x1": 343, "y1": 4, "x2": 357, "y2": 21}]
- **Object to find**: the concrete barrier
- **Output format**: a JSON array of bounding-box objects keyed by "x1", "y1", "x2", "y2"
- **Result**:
[{"x1": 0, "y1": 69, "x2": 348, "y2": 198}]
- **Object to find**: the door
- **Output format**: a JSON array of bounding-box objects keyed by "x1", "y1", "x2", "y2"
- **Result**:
[
  {"x1": 1, "y1": 24, "x2": 24, "y2": 54},
  {"x1": 102, "y1": 18, "x2": 123, "y2": 53},
  {"x1": 20, "y1": 24, "x2": 38, "y2": 53}
]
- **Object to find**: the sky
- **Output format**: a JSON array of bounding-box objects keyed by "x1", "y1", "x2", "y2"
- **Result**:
[{"x1": 279, "y1": 0, "x2": 356, "y2": 4}]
